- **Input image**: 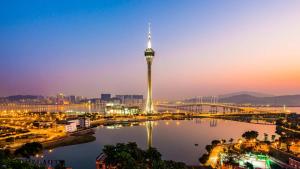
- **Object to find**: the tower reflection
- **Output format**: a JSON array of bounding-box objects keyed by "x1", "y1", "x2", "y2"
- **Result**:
[{"x1": 145, "y1": 121, "x2": 154, "y2": 148}]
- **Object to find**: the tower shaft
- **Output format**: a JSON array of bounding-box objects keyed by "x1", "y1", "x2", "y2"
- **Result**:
[
  {"x1": 144, "y1": 23, "x2": 155, "y2": 114},
  {"x1": 146, "y1": 59, "x2": 153, "y2": 114}
]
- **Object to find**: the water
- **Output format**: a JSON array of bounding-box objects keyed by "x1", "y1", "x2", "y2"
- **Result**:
[{"x1": 41, "y1": 119, "x2": 277, "y2": 169}]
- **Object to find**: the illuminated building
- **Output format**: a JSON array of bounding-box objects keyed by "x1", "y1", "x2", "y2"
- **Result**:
[
  {"x1": 105, "y1": 104, "x2": 140, "y2": 115},
  {"x1": 67, "y1": 119, "x2": 80, "y2": 126},
  {"x1": 65, "y1": 122, "x2": 77, "y2": 132},
  {"x1": 69, "y1": 95, "x2": 76, "y2": 104},
  {"x1": 115, "y1": 95, "x2": 143, "y2": 107},
  {"x1": 144, "y1": 23, "x2": 155, "y2": 114},
  {"x1": 56, "y1": 93, "x2": 64, "y2": 104},
  {"x1": 79, "y1": 117, "x2": 91, "y2": 128}
]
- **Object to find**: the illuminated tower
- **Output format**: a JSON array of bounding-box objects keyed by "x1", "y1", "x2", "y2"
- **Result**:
[{"x1": 145, "y1": 23, "x2": 155, "y2": 114}]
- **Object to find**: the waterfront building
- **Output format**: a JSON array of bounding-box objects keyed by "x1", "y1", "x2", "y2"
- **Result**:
[
  {"x1": 79, "y1": 117, "x2": 91, "y2": 128},
  {"x1": 65, "y1": 122, "x2": 77, "y2": 132},
  {"x1": 144, "y1": 23, "x2": 155, "y2": 114},
  {"x1": 67, "y1": 119, "x2": 80, "y2": 126},
  {"x1": 96, "y1": 153, "x2": 117, "y2": 169},
  {"x1": 105, "y1": 104, "x2": 140, "y2": 115}
]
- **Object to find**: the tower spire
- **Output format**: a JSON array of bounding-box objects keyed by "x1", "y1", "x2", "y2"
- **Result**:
[{"x1": 147, "y1": 22, "x2": 152, "y2": 49}]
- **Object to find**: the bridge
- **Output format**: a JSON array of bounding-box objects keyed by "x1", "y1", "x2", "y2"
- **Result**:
[{"x1": 157, "y1": 102, "x2": 282, "y2": 114}]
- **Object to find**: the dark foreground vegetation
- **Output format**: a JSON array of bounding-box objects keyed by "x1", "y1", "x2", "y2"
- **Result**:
[
  {"x1": 0, "y1": 142, "x2": 66, "y2": 169},
  {"x1": 102, "y1": 142, "x2": 190, "y2": 169}
]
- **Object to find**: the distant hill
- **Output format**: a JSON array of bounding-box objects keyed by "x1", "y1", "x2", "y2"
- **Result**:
[
  {"x1": 219, "y1": 94, "x2": 300, "y2": 106},
  {"x1": 219, "y1": 91, "x2": 274, "y2": 98}
]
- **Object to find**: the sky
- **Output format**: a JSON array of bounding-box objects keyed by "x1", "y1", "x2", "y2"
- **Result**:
[{"x1": 0, "y1": 0, "x2": 300, "y2": 99}]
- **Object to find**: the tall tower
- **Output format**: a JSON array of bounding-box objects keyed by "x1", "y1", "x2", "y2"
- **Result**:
[{"x1": 145, "y1": 23, "x2": 155, "y2": 114}]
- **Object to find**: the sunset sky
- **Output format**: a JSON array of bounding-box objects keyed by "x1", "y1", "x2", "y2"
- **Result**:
[{"x1": 1, "y1": 0, "x2": 300, "y2": 99}]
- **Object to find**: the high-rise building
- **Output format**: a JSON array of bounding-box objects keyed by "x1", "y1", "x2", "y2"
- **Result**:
[
  {"x1": 144, "y1": 23, "x2": 155, "y2": 114},
  {"x1": 69, "y1": 95, "x2": 76, "y2": 104},
  {"x1": 100, "y1": 94, "x2": 111, "y2": 102},
  {"x1": 115, "y1": 95, "x2": 144, "y2": 106},
  {"x1": 56, "y1": 93, "x2": 65, "y2": 105}
]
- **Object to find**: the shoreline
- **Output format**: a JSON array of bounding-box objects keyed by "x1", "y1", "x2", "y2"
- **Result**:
[
  {"x1": 42, "y1": 129, "x2": 96, "y2": 150},
  {"x1": 90, "y1": 112, "x2": 283, "y2": 127},
  {"x1": 41, "y1": 113, "x2": 281, "y2": 150},
  {"x1": 5, "y1": 113, "x2": 283, "y2": 152}
]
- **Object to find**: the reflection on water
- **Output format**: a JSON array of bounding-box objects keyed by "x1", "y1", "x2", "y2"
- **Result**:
[
  {"x1": 210, "y1": 119, "x2": 217, "y2": 127},
  {"x1": 146, "y1": 121, "x2": 153, "y2": 148},
  {"x1": 42, "y1": 118, "x2": 277, "y2": 169}
]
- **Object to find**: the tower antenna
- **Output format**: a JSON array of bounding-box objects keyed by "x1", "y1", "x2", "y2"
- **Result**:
[{"x1": 147, "y1": 22, "x2": 152, "y2": 48}]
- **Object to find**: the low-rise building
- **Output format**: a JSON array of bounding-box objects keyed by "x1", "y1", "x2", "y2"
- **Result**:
[
  {"x1": 65, "y1": 122, "x2": 77, "y2": 132},
  {"x1": 105, "y1": 104, "x2": 140, "y2": 115},
  {"x1": 96, "y1": 153, "x2": 117, "y2": 169},
  {"x1": 79, "y1": 117, "x2": 90, "y2": 128},
  {"x1": 67, "y1": 119, "x2": 80, "y2": 126}
]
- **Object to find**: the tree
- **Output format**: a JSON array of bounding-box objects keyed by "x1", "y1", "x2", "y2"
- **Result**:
[
  {"x1": 279, "y1": 136, "x2": 292, "y2": 152},
  {"x1": 242, "y1": 131, "x2": 259, "y2": 140},
  {"x1": 245, "y1": 162, "x2": 254, "y2": 169},
  {"x1": 0, "y1": 158, "x2": 44, "y2": 169},
  {"x1": 164, "y1": 160, "x2": 188, "y2": 169},
  {"x1": 146, "y1": 147, "x2": 162, "y2": 162},
  {"x1": 102, "y1": 142, "x2": 188, "y2": 169},
  {"x1": 198, "y1": 154, "x2": 209, "y2": 164},
  {"x1": 0, "y1": 149, "x2": 11, "y2": 160},
  {"x1": 115, "y1": 151, "x2": 137, "y2": 169},
  {"x1": 152, "y1": 160, "x2": 166, "y2": 169},
  {"x1": 14, "y1": 142, "x2": 43, "y2": 158},
  {"x1": 211, "y1": 140, "x2": 221, "y2": 146},
  {"x1": 205, "y1": 145, "x2": 213, "y2": 153},
  {"x1": 271, "y1": 135, "x2": 276, "y2": 142},
  {"x1": 223, "y1": 155, "x2": 239, "y2": 167},
  {"x1": 228, "y1": 138, "x2": 234, "y2": 149}
]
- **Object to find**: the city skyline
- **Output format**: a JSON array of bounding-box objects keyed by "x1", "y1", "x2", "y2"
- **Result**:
[{"x1": 1, "y1": 1, "x2": 300, "y2": 99}]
